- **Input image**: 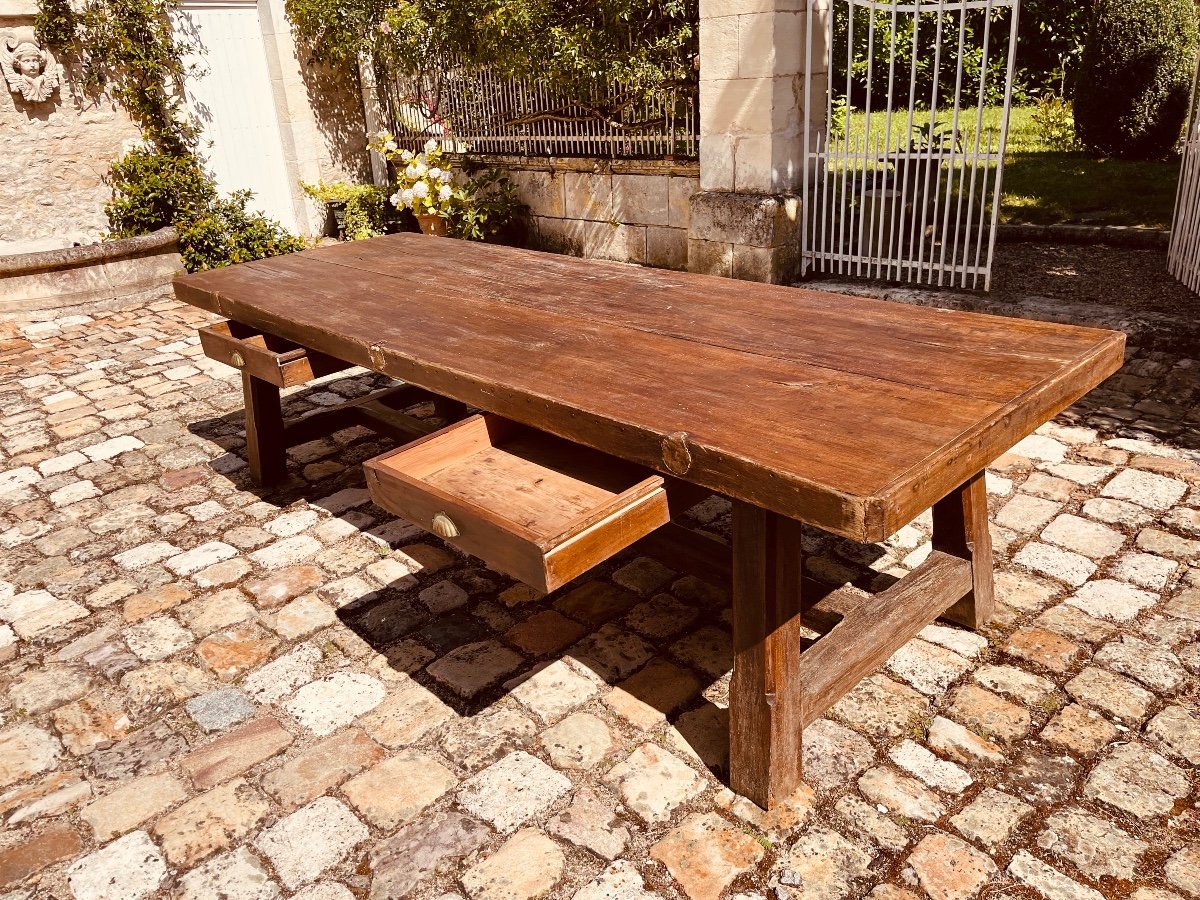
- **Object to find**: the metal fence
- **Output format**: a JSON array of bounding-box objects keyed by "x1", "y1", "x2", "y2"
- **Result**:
[
  {"x1": 1169, "y1": 53, "x2": 1200, "y2": 295},
  {"x1": 801, "y1": 0, "x2": 1021, "y2": 291},
  {"x1": 379, "y1": 60, "x2": 698, "y2": 160}
]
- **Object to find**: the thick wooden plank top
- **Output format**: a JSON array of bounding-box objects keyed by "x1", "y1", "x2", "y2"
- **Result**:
[{"x1": 175, "y1": 234, "x2": 1125, "y2": 542}]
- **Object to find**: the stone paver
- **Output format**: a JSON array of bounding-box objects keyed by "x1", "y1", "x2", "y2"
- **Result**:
[
  {"x1": 174, "y1": 846, "x2": 281, "y2": 900},
  {"x1": 950, "y1": 787, "x2": 1033, "y2": 851},
  {"x1": 369, "y1": 809, "x2": 490, "y2": 899},
  {"x1": 457, "y1": 750, "x2": 572, "y2": 832},
  {"x1": 253, "y1": 797, "x2": 369, "y2": 889},
  {"x1": 1083, "y1": 742, "x2": 1191, "y2": 820},
  {"x1": 603, "y1": 742, "x2": 705, "y2": 823},
  {"x1": 779, "y1": 826, "x2": 875, "y2": 899},
  {"x1": 66, "y1": 830, "x2": 168, "y2": 900},
  {"x1": 342, "y1": 749, "x2": 457, "y2": 829},
  {"x1": 1037, "y1": 807, "x2": 1148, "y2": 881},
  {"x1": 0, "y1": 300, "x2": 1196, "y2": 898},
  {"x1": 905, "y1": 832, "x2": 997, "y2": 900},
  {"x1": 153, "y1": 777, "x2": 270, "y2": 866},
  {"x1": 285, "y1": 672, "x2": 387, "y2": 735},
  {"x1": 1167, "y1": 844, "x2": 1200, "y2": 898},
  {"x1": 1008, "y1": 850, "x2": 1105, "y2": 900},
  {"x1": 649, "y1": 812, "x2": 765, "y2": 900},
  {"x1": 460, "y1": 828, "x2": 564, "y2": 900}
]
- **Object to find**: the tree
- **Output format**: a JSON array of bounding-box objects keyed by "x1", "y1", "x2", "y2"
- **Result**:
[
  {"x1": 1074, "y1": 0, "x2": 1199, "y2": 160},
  {"x1": 285, "y1": 0, "x2": 697, "y2": 101}
]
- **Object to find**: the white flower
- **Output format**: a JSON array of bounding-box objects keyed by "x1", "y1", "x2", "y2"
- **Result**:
[
  {"x1": 384, "y1": 140, "x2": 397, "y2": 152},
  {"x1": 400, "y1": 149, "x2": 413, "y2": 162},
  {"x1": 440, "y1": 170, "x2": 452, "y2": 184},
  {"x1": 411, "y1": 181, "x2": 429, "y2": 199},
  {"x1": 438, "y1": 184, "x2": 453, "y2": 201},
  {"x1": 401, "y1": 188, "x2": 414, "y2": 207},
  {"x1": 425, "y1": 138, "x2": 439, "y2": 152},
  {"x1": 413, "y1": 162, "x2": 428, "y2": 178},
  {"x1": 389, "y1": 192, "x2": 401, "y2": 207},
  {"x1": 404, "y1": 164, "x2": 418, "y2": 179},
  {"x1": 428, "y1": 167, "x2": 441, "y2": 180}
]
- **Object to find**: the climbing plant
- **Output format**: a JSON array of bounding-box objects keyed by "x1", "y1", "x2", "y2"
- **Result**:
[
  {"x1": 34, "y1": 0, "x2": 305, "y2": 270},
  {"x1": 285, "y1": 0, "x2": 698, "y2": 100}
]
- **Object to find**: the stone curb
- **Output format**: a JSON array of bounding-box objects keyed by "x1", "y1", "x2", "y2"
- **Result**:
[
  {"x1": 997, "y1": 223, "x2": 1170, "y2": 250},
  {"x1": 0, "y1": 227, "x2": 179, "y2": 277}
]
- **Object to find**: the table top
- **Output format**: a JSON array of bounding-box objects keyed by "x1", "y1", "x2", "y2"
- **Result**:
[{"x1": 175, "y1": 234, "x2": 1125, "y2": 542}]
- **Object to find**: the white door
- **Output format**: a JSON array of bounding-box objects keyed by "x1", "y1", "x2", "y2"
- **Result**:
[{"x1": 173, "y1": 0, "x2": 299, "y2": 232}]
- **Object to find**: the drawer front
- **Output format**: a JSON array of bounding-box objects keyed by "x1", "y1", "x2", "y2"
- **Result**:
[
  {"x1": 363, "y1": 415, "x2": 671, "y2": 594},
  {"x1": 364, "y1": 461, "x2": 559, "y2": 590},
  {"x1": 199, "y1": 321, "x2": 348, "y2": 388}
]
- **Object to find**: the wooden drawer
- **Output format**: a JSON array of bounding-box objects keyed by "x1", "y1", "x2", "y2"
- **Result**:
[
  {"x1": 364, "y1": 414, "x2": 670, "y2": 593},
  {"x1": 199, "y1": 320, "x2": 348, "y2": 388}
]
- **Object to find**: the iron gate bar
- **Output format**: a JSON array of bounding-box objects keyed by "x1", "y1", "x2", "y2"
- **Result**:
[
  {"x1": 1169, "y1": 46, "x2": 1200, "y2": 294},
  {"x1": 802, "y1": 0, "x2": 1020, "y2": 291}
]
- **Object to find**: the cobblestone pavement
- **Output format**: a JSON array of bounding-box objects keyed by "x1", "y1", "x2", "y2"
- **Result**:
[{"x1": 0, "y1": 293, "x2": 1198, "y2": 900}]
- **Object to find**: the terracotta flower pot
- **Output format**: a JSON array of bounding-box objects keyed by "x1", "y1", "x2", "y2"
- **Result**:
[{"x1": 417, "y1": 214, "x2": 448, "y2": 237}]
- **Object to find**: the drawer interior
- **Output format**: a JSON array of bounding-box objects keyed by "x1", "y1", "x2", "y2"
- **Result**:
[
  {"x1": 389, "y1": 416, "x2": 660, "y2": 547},
  {"x1": 200, "y1": 320, "x2": 349, "y2": 387},
  {"x1": 365, "y1": 415, "x2": 670, "y2": 590},
  {"x1": 208, "y1": 320, "x2": 308, "y2": 360}
]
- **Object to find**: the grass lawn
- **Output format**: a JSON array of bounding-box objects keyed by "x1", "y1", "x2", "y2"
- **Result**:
[{"x1": 846, "y1": 106, "x2": 1180, "y2": 228}]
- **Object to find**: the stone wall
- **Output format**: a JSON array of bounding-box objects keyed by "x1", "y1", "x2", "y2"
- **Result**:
[
  {"x1": 495, "y1": 157, "x2": 701, "y2": 270},
  {"x1": 0, "y1": 19, "x2": 141, "y2": 253},
  {"x1": 0, "y1": 1, "x2": 371, "y2": 254},
  {"x1": 259, "y1": 0, "x2": 371, "y2": 235}
]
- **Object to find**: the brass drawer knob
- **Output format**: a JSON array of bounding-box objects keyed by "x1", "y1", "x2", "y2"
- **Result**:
[
  {"x1": 229, "y1": 351, "x2": 246, "y2": 369},
  {"x1": 431, "y1": 512, "x2": 459, "y2": 539}
]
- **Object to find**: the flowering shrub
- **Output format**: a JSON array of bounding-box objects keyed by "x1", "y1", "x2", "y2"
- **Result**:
[
  {"x1": 372, "y1": 135, "x2": 462, "y2": 219},
  {"x1": 370, "y1": 133, "x2": 526, "y2": 241}
]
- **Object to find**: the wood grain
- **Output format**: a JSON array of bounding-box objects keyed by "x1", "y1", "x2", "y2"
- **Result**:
[
  {"x1": 730, "y1": 502, "x2": 807, "y2": 810},
  {"x1": 242, "y1": 373, "x2": 286, "y2": 486},
  {"x1": 175, "y1": 234, "x2": 1124, "y2": 542},
  {"x1": 796, "y1": 550, "x2": 973, "y2": 726},
  {"x1": 363, "y1": 414, "x2": 669, "y2": 593},
  {"x1": 933, "y1": 473, "x2": 995, "y2": 629},
  {"x1": 199, "y1": 320, "x2": 349, "y2": 388}
]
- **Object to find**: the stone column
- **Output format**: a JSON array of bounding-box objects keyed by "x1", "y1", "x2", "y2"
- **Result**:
[{"x1": 688, "y1": 0, "x2": 825, "y2": 283}]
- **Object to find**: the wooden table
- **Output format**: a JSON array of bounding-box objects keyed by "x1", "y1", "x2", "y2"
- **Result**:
[{"x1": 175, "y1": 234, "x2": 1125, "y2": 810}]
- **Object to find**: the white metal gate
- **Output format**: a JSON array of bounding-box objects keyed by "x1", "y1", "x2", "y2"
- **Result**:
[
  {"x1": 1169, "y1": 54, "x2": 1200, "y2": 294},
  {"x1": 802, "y1": 0, "x2": 1021, "y2": 290},
  {"x1": 171, "y1": 0, "x2": 300, "y2": 233}
]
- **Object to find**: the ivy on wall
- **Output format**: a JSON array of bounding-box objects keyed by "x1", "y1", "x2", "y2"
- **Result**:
[{"x1": 34, "y1": 0, "x2": 305, "y2": 270}]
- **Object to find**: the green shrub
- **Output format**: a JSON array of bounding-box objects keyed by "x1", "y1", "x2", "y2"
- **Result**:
[
  {"x1": 1074, "y1": 0, "x2": 1199, "y2": 160},
  {"x1": 1031, "y1": 94, "x2": 1077, "y2": 151},
  {"x1": 449, "y1": 167, "x2": 528, "y2": 244},
  {"x1": 301, "y1": 181, "x2": 388, "y2": 240},
  {"x1": 107, "y1": 146, "x2": 306, "y2": 272}
]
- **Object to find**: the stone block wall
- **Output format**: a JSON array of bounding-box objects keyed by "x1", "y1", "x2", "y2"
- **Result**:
[
  {"x1": 0, "y1": 0, "x2": 370, "y2": 255},
  {"x1": 0, "y1": 14, "x2": 142, "y2": 252},
  {"x1": 0, "y1": 90, "x2": 140, "y2": 252},
  {"x1": 493, "y1": 158, "x2": 700, "y2": 271}
]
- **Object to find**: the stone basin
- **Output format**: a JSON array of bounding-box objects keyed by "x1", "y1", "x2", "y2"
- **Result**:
[{"x1": 0, "y1": 227, "x2": 183, "y2": 319}]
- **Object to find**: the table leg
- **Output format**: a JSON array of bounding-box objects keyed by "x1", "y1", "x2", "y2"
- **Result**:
[
  {"x1": 242, "y1": 372, "x2": 287, "y2": 486},
  {"x1": 729, "y1": 501, "x2": 807, "y2": 810},
  {"x1": 932, "y1": 471, "x2": 995, "y2": 630}
]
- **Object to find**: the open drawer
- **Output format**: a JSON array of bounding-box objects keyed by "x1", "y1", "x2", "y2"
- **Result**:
[
  {"x1": 364, "y1": 414, "x2": 670, "y2": 593},
  {"x1": 199, "y1": 320, "x2": 349, "y2": 388}
]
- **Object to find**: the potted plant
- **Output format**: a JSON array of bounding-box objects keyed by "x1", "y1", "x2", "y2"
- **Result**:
[
  {"x1": 370, "y1": 133, "x2": 527, "y2": 240},
  {"x1": 371, "y1": 136, "x2": 458, "y2": 235},
  {"x1": 301, "y1": 181, "x2": 388, "y2": 240}
]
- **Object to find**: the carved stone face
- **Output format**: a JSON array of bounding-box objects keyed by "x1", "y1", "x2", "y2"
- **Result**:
[{"x1": 14, "y1": 49, "x2": 42, "y2": 77}]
